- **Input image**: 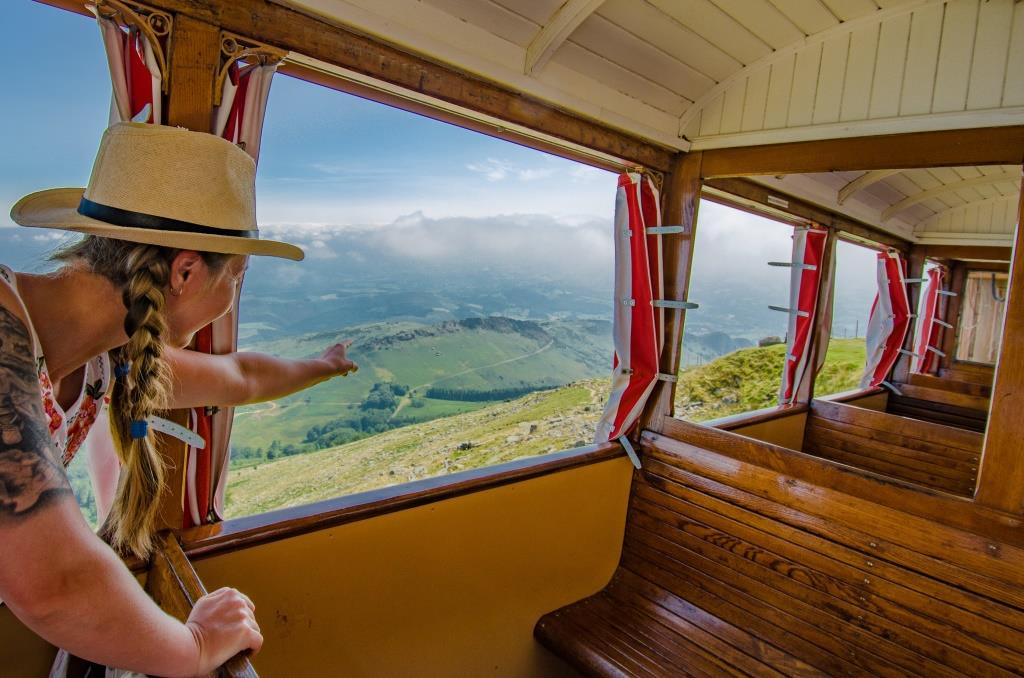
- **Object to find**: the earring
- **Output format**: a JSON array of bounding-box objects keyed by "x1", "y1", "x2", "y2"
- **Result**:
[{"x1": 171, "y1": 287, "x2": 182, "y2": 297}]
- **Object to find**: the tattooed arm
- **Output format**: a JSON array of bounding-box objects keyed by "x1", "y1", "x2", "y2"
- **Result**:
[{"x1": 0, "y1": 299, "x2": 260, "y2": 676}]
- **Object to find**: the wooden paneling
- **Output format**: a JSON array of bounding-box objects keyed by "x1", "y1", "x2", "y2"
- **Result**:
[
  {"x1": 656, "y1": 419, "x2": 1024, "y2": 545},
  {"x1": 536, "y1": 433, "x2": 1024, "y2": 676},
  {"x1": 683, "y1": 1, "x2": 1024, "y2": 148},
  {"x1": 805, "y1": 400, "x2": 980, "y2": 496},
  {"x1": 192, "y1": 457, "x2": 632, "y2": 677},
  {"x1": 181, "y1": 443, "x2": 623, "y2": 557},
  {"x1": 975, "y1": 181, "x2": 1024, "y2": 513}
]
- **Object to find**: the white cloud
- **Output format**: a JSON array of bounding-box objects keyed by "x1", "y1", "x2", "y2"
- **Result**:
[{"x1": 466, "y1": 158, "x2": 557, "y2": 182}]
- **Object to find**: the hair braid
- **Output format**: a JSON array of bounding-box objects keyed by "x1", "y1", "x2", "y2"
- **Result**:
[
  {"x1": 53, "y1": 235, "x2": 229, "y2": 558},
  {"x1": 103, "y1": 246, "x2": 173, "y2": 558}
]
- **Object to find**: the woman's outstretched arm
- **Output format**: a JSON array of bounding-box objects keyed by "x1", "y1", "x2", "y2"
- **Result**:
[
  {"x1": 0, "y1": 302, "x2": 261, "y2": 676},
  {"x1": 165, "y1": 341, "x2": 358, "y2": 409}
]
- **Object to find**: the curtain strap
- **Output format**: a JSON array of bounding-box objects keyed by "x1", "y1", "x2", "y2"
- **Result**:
[{"x1": 617, "y1": 435, "x2": 642, "y2": 470}]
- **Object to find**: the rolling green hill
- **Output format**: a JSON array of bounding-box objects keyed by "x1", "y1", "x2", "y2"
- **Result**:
[
  {"x1": 675, "y1": 338, "x2": 866, "y2": 421},
  {"x1": 225, "y1": 338, "x2": 866, "y2": 518}
]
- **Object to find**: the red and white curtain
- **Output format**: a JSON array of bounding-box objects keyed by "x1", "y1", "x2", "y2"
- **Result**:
[
  {"x1": 95, "y1": 12, "x2": 162, "y2": 124},
  {"x1": 213, "y1": 61, "x2": 278, "y2": 162},
  {"x1": 778, "y1": 226, "x2": 831, "y2": 404},
  {"x1": 595, "y1": 173, "x2": 664, "y2": 453},
  {"x1": 860, "y1": 251, "x2": 912, "y2": 388},
  {"x1": 911, "y1": 265, "x2": 946, "y2": 374}
]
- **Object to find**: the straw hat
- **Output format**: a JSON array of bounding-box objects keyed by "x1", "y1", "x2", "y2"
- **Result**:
[{"x1": 10, "y1": 122, "x2": 303, "y2": 261}]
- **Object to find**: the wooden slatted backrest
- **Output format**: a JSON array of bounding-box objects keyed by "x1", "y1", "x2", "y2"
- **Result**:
[
  {"x1": 939, "y1": 363, "x2": 994, "y2": 386},
  {"x1": 631, "y1": 430, "x2": 1024, "y2": 677},
  {"x1": 885, "y1": 380, "x2": 990, "y2": 432},
  {"x1": 905, "y1": 373, "x2": 992, "y2": 398},
  {"x1": 804, "y1": 399, "x2": 981, "y2": 495}
]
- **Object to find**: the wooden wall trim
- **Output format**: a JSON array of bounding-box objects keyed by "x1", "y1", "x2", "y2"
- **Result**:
[
  {"x1": 701, "y1": 126, "x2": 1024, "y2": 178},
  {"x1": 699, "y1": 403, "x2": 808, "y2": 431},
  {"x1": 975, "y1": 179, "x2": 1024, "y2": 513},
  {"x1": 33, "y1": 0, "x2": 674, "y2": 172},
  {"x1": 640, "y1": 152, "x2": 702, "y2": 432},
  {"x1": 704, "y1": 177, "x2": 910, "y2": 250},
  {"x1": 650, "y1": 421, "x2": 1024, "y2": 545},
  {"x1": 178, "y1": 443, "x2": 625, "y2": 559},
  {"x1": 916, "y1": 245, "x2": 1013, "y2": 262}
]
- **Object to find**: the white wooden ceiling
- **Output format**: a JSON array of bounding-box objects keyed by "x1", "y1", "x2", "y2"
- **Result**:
[
  {"x1": 753, "y1": 166, "x2": 1021, "y2": 246},
  {"x1": 278, "y1": 0, "x2": 1023, "y2": 244}
]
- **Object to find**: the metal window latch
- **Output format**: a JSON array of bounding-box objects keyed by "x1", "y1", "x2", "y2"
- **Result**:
[
  {"x1": 653, "y1": 300, "x2": 699, "y2": 310},
  {"x1": 768, "y1": 305, "x2": 810, "y2": 318}
]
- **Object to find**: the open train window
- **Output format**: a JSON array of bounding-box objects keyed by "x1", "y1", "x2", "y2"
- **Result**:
[
  {"x1": 812, "y1": 239, "x2": 877, "y2": 398},
  {"x1": 956, "y1": 271, "x2": 1008, "y2": 364},
  {"x1": 672, "y1": 200, "x2": 793, "y2": 422},
  {"x1": 225, "y1": 73, "x2": 619, "y2": 518}
]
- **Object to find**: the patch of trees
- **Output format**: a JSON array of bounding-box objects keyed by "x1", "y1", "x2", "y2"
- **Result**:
[
  {"x1": 360, "y1": 382, "x2": 409, "y2": 410},
  {"x1": 425, "y1": 384, "x2": 553, "y2": 402}
]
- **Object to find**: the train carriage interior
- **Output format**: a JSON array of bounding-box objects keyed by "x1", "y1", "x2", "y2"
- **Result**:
[{"x1": 2, "y1": 0, "x2": 1024, "y2": 676}]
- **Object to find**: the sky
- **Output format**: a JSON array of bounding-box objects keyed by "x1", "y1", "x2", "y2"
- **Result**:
[{"x1": 1, "y1": 1, "x2": 878, "y2": 342}]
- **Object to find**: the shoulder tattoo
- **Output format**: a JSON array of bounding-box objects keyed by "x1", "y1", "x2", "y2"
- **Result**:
[{"x1": 0, "y1": 306, "x2": 72, "y2": 518}]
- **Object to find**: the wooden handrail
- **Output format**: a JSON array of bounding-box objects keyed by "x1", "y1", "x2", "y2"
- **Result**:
[{"x1": 146, "y1": 533, "x2": 259, "y2": 678}]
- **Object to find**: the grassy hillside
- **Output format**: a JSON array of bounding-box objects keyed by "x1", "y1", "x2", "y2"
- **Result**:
[
  {"x1": 230, "y1": 317, "x2": 611, "y2": 452},
  {"x1": 226, "y1": 380, "x2": 608, "y2": 517},
  {"x1": 674, "y1": 338, "x2": 866, "y2": 421}
]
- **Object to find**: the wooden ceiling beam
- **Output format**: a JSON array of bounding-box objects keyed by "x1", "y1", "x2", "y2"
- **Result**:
[
  {"x1": 882, "y1": 173, "x2": 1021, "y2": 222},
  {"x1": 33, "y1": 0, "x2": 675, "y2": 172},
  {"x1": 837, "y1": 169, "x2": 900, "y2": 205},
  {"x1": 524, "y1": 0, "x2": 605, "y2": 75},
  {"x1": 913, "y1": 244, "x2": 1012, "y2": 262},
  {"x1": 701, "y1": 126, "x2": 1024, "y2": 178},
  {"x1": 703, "y1": 177, "x2": 911, "y2": 251}
]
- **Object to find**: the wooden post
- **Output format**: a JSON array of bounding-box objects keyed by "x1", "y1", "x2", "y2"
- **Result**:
[
  {"x1": 640, "y1": 151, "x2": 702, "y2": 434},
  {"x1": 154, "y1": 13, "x2": 222, "y2": 531},
  {"x1": 892, "y1": 249, "x2": 926, "y2": 384},
  {"x1": 165, "y1": 15, "x2": 220, "y2": 132},
  {"x1": 975, "y1": 180, "x2": 1024, "y2": 513}
]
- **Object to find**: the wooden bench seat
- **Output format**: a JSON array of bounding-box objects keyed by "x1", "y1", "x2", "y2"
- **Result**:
[
  {"x1": 535, "y1": 430, "x2": 1024, "y2": 677},
  {"x1": 803, "y1": 400, "x2": 981, "y2": 496}
]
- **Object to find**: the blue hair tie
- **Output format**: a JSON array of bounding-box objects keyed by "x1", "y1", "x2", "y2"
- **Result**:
[
  {"x1": 114, "y1": 363, "x2": 131, "y2": 378},
  {"x1": 129, "y1": 420, "x2": 149, "y2": 439}
]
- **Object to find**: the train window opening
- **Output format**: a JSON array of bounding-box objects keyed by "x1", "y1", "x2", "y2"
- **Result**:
[
  {"x1": 224, "y1": 73, "x2": 619, "y2": 518},
  {"x1": 813, "y1": 239, "x2": 878, "y2": 398},
  {"x1": 956, "y1": 271, "x2": 1008, "y2": 365},
  {"x1": 673, "y1": 200, "x2": 793, "y2": 423}
]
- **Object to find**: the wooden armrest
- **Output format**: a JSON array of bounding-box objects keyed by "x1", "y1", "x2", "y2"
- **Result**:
[{"x1": 146, "y1": 532, "x2": 259, "y2": 678}]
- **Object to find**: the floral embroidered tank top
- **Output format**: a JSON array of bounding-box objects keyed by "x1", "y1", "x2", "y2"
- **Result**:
[{"x1": 0, "y1": 265, "x2": 111, "y2": 466}]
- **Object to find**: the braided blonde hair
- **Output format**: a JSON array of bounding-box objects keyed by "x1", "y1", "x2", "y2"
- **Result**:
[{"x1": 54, "y1": 236, "x2": 228, "y2": 557}]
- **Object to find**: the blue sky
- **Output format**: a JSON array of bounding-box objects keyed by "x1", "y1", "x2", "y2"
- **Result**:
[{"x1": 0, "y1": 1, "x2": 616, "y2": 228}]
